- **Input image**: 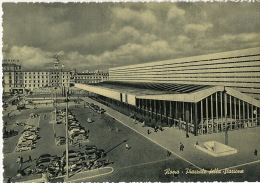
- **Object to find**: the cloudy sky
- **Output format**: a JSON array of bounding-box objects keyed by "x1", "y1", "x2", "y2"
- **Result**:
[{"x1": 2, "y1": 2, "x2": 260, "y2": 71}]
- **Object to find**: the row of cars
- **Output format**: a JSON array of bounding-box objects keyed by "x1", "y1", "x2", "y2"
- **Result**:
[
  {"x1": 16, "y1": 125, "x2": 40, "y2": 152},
  {"x1": 33, "y1": 145, "x2": 107, "y2": 178},
  {"x1": 67, "y1": 110, "x2": 88, "y2": 142},
  {"x1": 86, "y1": 102, "x2": 106, "y2": 114},
  {"x1": 54, "y1": 109, "x2": 88, "y2": 146}
]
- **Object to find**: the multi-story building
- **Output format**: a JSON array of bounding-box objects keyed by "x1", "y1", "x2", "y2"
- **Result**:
[
  {"x1": 75, "y1": 47, "x2": 260, "y2": 136},
  {"x1": 74, "y1": 71, "x2": 109, "y2": 84},
  {"x1": 3, "y1": 60, "x2": 24, "y2": 93},
  {"x1": 2, "y1": 59, "x2": 71, "y2": 94}
]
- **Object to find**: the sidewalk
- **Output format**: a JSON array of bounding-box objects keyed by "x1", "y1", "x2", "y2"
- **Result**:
[
  {"x1": 63, "y1": 167, "x2": 114, "y2": 182},
  {"x1": 82, "y1": 97, "x2": 260, "y2": 170}
]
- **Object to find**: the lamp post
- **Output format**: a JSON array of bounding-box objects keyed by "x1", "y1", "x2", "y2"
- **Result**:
[
  {"x1": 65, "y1": 88, "x2": 69, "y2": 179},
  {"x1": 54, "y1": 87, "x2": 57, "y2": 122}
]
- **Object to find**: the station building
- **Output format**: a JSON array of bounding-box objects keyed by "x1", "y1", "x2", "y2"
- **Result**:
[{"x1": 75, "y1": 47, "x2": 260, "y2": 136}]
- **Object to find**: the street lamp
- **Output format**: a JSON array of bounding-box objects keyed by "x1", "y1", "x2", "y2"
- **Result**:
[{"x1": 65, "y1": 88, "x2": 69, "y2": 179}]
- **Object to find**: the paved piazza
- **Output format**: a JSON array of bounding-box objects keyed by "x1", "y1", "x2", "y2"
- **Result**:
[{"x1": 2, "y1": 94, "x2": 259, "y2": 182}]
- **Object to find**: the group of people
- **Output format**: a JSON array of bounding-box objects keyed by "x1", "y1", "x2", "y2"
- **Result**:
[
  {"x1": 147, "y1": 125, "x2": 164, "y2": 135},
  {"x1": 4, "y1": 129, "x2": 17, "y2": 137}
]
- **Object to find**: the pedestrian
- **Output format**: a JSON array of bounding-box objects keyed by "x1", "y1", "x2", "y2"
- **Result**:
[
  {"x1": 147, "y1": 129, "x2": 150, "y2": 135},
  {"x1": 16, "y1": 156, "x2": 21, "y2": 164},
  {"x1": 254, "y1": 149, "x2": 258, "y2": 156},
  {"x1": 28, "y1": 155, "x2": 32, "y2": 162},
  {"x1": 167, "y1": 150, "x2": 171, "y2": 157},
  {"x1": 20, "y1": 156, "x2": 23, "y2": 164},
  {"x1": 154, "y1": 126, "x2": 158, "y2": 132},
  {"x1": 180, "y1": 143, "x2": 184, "y2": 151},
  {"x1": 195, "y1": 141, "x2": 199, "y2": 146},
  {"x1": 125, "y1": 143, "x2": 129, "y2": 150},
  {"x1": 186, "y1": 133, "x2": 189, "y2": 138}
]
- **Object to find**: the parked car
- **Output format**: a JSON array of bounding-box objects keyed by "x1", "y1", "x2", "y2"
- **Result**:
[
  {"x1": 16, "y1": 121, "x2": 26, "y2": 126},
  {"x1": 16, "y1": 145, "x2": 33, "y2": 152},
  {"x1": 62, "y1": 150, "x2": 80, "y2": 157},
  {"x1": 22, "y1": 134, "x2": 38, "y2": 140},
  {"x1": 87, "y1": 118, "x2": 93, "y2": 123},
  {"x1": 36, "y1": 155, "x2": 59, "y2": 166},
  {"x1": 17, "y1": 139, "x2": 35, "y2": 146},
  {"x1": 85, "y1": 145, "x2": 97, "y2": 150},
  {"x1": 55, "y1": 136, "x2": 65, "y2": 146}
]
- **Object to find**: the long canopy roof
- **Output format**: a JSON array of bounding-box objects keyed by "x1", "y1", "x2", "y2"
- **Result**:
[{"x1": 76, "y1": 81, "x2": 260, "y2": 107}]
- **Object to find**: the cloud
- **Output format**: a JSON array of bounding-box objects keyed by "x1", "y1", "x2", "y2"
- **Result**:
[
  {"x1": 5, "y1": 46, "x2": 54, "y2": 70},
  {"x1": 167, "y1": 6, "x2": 185, "y2": 21},
  {"x1": 185, "y1": 23, "x2": 213, "y2": 33},
  {"x1": 111, "y1": 7, "x2": 157, "y2": 29},
  {"x1": 2, "y1": 3, "x2": 260, "y2": 72}
]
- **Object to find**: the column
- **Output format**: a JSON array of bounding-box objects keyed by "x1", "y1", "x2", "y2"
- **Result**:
[
  {"x1": 200, "y1": 100, "x2": 203, "y2": 134},
  {"x1": 150, "y1": 99, "x2": 152, "y2": 118},
  {"x1": 238, "y1": 99, "x2": 241, "y2": 129},
  {"x1": 169, "y1": 101, "x2": 172, "y2": 127},
  {"x1": 175, "y1": 102, "x2": 178, "y2": 127},
  {"x1": 251, "y1": 104, "x2": 254, "y2": 127},
  {"x1": 224, "y1": 93, "x2": 228, "y2": 131},
  {"x1": 243, "y1": 101, "x2": 245, "y2": 128},
  {"x1": 230, "y1": 95, "x2": 232, "y2": 130},
  {"x1": 154, "y1": 100, "x2": 157, "y2": 121},
  {"x1": 247, "y1": 103, "x2": 250, "y2": 127},
  {"x1": 211, "y1": 95, "x2": 214, "y2": 132},
  {"x1": 220, "y1": 92, "x2": 223, "y2": 132},
  {"x1": 160, "y1": 101, "x2": 163, "y2": 124},
  {"x1": 164, "y1": 100, "x2": 167, "y2": 125},
  {"x1": 194, "y1": 102, "x2": 198, "y2": 136},
  {"x1": 143, "y1": 99, "x2": 146, "y2": 116},
  {"x1": 216, "y1": 92, "x2": 219, "y2": 133},
  {"x1": 191, "y1": 104, "x2": 193, "y2": 125},
  {"x1": 234, "y1": 97, "x2": 237, "y2": 129},
  {"x1": 206, "y1": 97, "x2": 209, "y2": 134}
]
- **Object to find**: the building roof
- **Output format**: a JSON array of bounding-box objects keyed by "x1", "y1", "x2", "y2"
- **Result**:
[
  {"x1": 76, "y1": 81, "x2": 260, "y2": 107},
  {"x1": 89, "y1": 81, "x2": 212, "y2": 95}
]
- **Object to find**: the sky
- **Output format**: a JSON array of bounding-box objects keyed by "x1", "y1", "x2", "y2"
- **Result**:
[{"x1": 2, "y1": 2, "x2": 260, "y2": 72}]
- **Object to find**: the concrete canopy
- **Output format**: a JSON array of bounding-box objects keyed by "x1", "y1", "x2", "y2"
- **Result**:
[{"x1": 75, "y1": 82, "x2": 260, "y2": 107}]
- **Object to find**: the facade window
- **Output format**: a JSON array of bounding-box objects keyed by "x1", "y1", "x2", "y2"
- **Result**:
[{"x1": 29, "y1": 84, "x2": 31, "y2": 87}]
